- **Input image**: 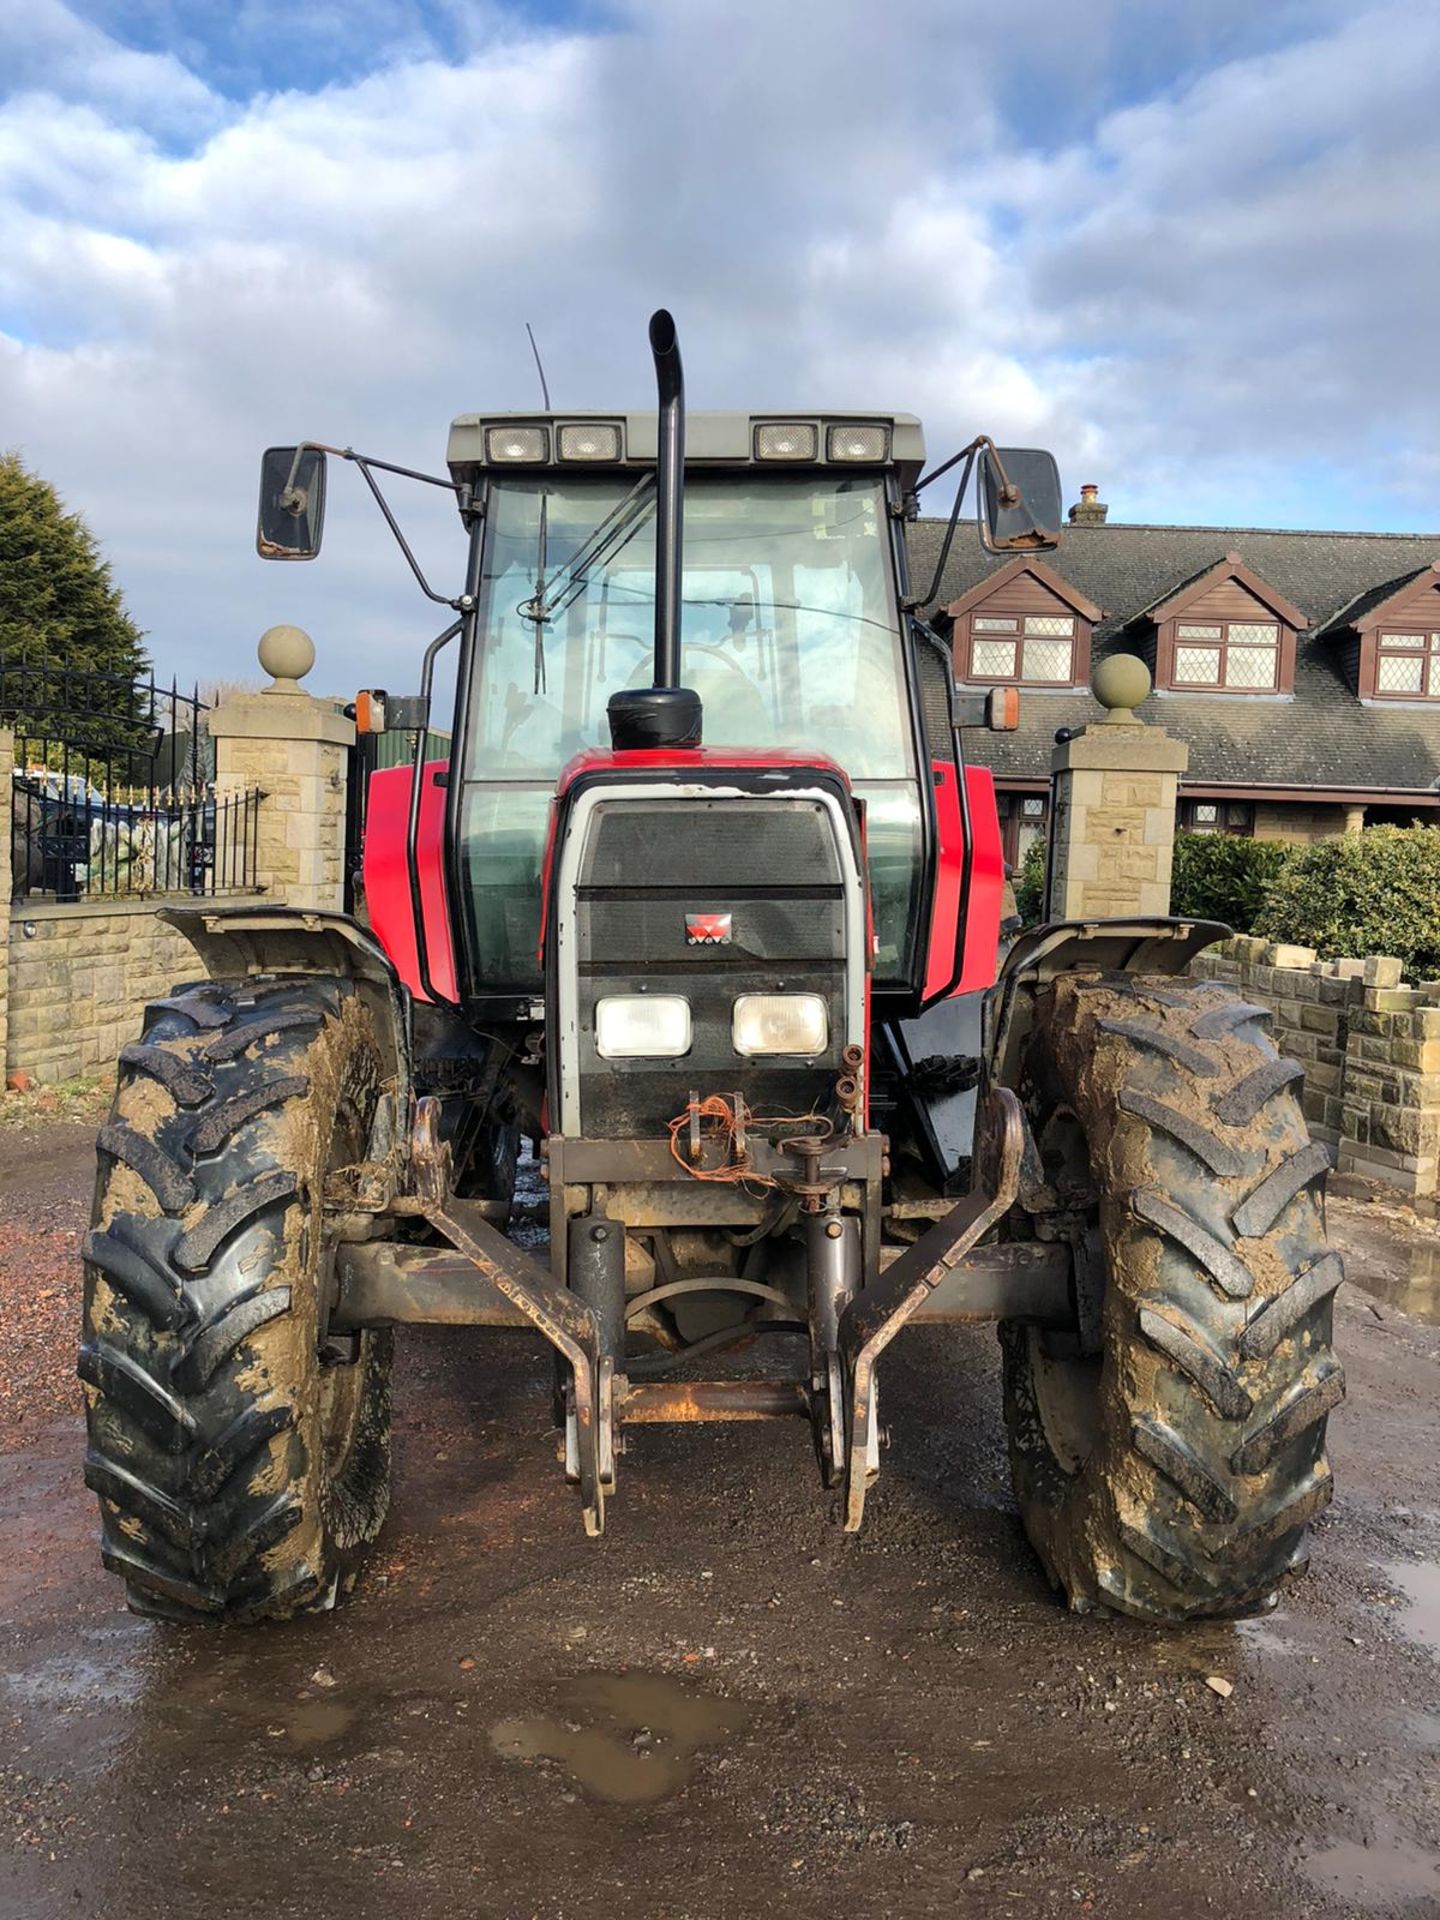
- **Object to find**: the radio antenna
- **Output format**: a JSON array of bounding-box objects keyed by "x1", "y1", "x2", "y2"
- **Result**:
[{"x1": 525, "y1": 322, "x2": 552, "y2": 410}]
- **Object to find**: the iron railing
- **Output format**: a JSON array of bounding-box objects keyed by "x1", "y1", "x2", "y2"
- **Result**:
[{"x1": 3, "y1": 661, "x2": 263, "y2": 904}]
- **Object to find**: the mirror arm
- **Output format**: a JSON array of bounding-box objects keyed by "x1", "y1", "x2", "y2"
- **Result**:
[
  {"x1": 350, "y1": 455, "x2": 461, "y2": 607},
  {"x1": 904, "y1": 443, "x2": 978, "y2": 613},
  {"x1": 284, "y1": 443, "x2": 458, "y2": 495},
  {"x1": 339, "y1": 449, "x2": 460, "y2": 494},
  {"x1": 913, "y1": 435, "x2": 985, "y2": 497}
]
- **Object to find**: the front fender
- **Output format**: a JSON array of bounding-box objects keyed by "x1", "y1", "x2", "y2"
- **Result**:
[
  {"x1": 158, "y1": 903, "x2": 414, "y2": 1095},
  {"x1": 987, "y1": 915, "x2": 1230, "y2": 1092}
]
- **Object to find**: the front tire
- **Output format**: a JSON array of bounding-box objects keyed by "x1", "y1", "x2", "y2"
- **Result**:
[
  {"x1": 80, "y1": 977, "x2": 394, "y2": 1623},
  {"x1": 1002, "y1": 974, "x2": 1344, "y2": 1622}
]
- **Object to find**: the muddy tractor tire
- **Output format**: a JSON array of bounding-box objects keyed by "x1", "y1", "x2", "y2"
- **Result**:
[
  {"x1": 80, "y1": 978, "x2": 394, "y2": 1623},
  {"x1": 1002, "y1": 974, "x2": 1344, "y2": 1622}
]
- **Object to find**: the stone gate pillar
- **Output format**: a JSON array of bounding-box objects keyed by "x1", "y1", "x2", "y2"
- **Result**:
[
  {"x1": 208, "y1": 626, "x2": 354, "y2": 912},
  {"x1": 1046, "y1": 656, "x2": 1189, "y2": 922}
]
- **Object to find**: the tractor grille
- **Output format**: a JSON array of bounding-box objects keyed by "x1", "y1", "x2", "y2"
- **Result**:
[{"x1": 571, "y1": 797, "x2": 848, "y2": 1138}]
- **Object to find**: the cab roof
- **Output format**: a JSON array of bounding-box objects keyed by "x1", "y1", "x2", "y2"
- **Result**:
[{"x1": 446, "y1": 410, "x2": 925, "y2": 492}]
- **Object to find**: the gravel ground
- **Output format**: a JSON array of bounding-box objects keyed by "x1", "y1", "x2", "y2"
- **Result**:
[
  {"x1": 1, "y1": 1111, "x2": 1437, "y2": 1920},
  {"x1": 0, "y1": 1104, "x2": 104, "y2": 1450}
]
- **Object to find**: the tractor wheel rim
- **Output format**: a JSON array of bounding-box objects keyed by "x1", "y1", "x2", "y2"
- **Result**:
[{"x1": 1029, "y1": 1330, "x2": 1101, "y2": 1478}]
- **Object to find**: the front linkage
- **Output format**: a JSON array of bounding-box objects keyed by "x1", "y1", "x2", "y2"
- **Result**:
[
  {"x1": 334, "y1": 1078, "x2": 1034, "y2": 1539},
  {"x1": 317, "y1": 921, "x2": 1216, "y2": 1542}
]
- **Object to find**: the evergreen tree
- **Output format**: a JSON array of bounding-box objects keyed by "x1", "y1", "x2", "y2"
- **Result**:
[{"x1": 0, "y1": 451, "x2": 149, "y2": 750}]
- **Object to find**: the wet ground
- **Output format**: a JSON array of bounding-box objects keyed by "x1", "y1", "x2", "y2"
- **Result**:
[{"x1": 2, "y1": 1119, "x2": 1438, "y2": 1919}]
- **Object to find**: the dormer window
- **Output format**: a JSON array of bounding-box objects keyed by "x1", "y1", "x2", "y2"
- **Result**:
[
  {"x1": 1173, "y1": 620, "x2": 1282, "y2": 690},
  {"x1": 971, "y1": 613, "x2": 1077, "y2": 682},
  {"x1": 944, "y1": 559, "x2": 1101, "y2": 689},
  {"x1": 1319, "y1": 560, "x2": 1440, "y2": 702},
  {"x1": 1142, "y1": 553, "x2": 1305, "y2": 696},
  {"x1": 1375, "y1": 630, "x2": 1440, "y2": 698}
]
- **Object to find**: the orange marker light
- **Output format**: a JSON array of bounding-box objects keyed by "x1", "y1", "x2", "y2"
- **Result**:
[{"x1": 988, "y1": 686, "x2": 1020, "y2": 731}]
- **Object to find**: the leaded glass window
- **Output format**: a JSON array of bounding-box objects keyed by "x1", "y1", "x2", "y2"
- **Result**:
[
  {"x1": 1179, "y1": 799, "x2": 1254, "y2": 836},
  {"x1": 1171, "y1": 620, "x2": 1278, "y2": 691},
  {"x1": 971, "y1": 638, "x2": 1017, "y2": 676},
  {"x1": 967, "y1": 610, "x2": 1076, "y2": 683},
  {"x1": 1376, "y1": 632, "x2": 1440, "y2": 698},
  {"x1": 1175, "y1": 645, "x2": 1221, "y2": 684}
]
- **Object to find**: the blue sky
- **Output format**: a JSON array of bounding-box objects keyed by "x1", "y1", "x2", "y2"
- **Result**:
[{"x1": 2, "y1": 0, "x2": 1438, "y2": 689}]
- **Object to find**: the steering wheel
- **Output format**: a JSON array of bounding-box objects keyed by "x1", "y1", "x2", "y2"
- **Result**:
[{"x1": 615, "y1": 633, "x2": 761, "y2": 687}]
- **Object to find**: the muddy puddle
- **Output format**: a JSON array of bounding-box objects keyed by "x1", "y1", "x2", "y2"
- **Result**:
[
  {"x1": 490, "y1": 1672, "x2": 752, "y2": 1805},
  {"x1": 1333, "y1": 1208, "x2": 1440, "y2": 1323},
  {"x1": 1304, "y1": 1823, "x2": 1440, "y2": 1905},
  {"x1": 1383, "y1": 1559, "x2": 1440, "y2": 1657}
]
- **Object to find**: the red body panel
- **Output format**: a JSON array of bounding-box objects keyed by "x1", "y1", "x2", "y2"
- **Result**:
[
  {"x1": 361, "y1": 745, "x2": 1001, "y2": 1011},
  {"x1": 363, "y1": 761, "x2": 458, "y2": 1003},
  {"x1": 955, "y1": 763, "x2": 1005, "y2": 996},
  {"x1": 923, "y1": 761, "x2": 1004, "y2": 1001}
]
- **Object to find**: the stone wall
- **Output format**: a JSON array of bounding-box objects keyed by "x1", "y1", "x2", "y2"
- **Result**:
[
  {"x1": 1192, "y1": 935, "x2": 1440, "y2": 1199},
  {"x1": 1250, "y1": 802, "x2": 1361, "y2": 844},
  {"x1": 6, "y1": 900, "x2": 198, "y2": 1084}
]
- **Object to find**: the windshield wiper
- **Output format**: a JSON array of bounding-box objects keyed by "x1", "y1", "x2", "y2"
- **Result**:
[
  {"x1": 530, "y1": 492, "x2": 549, "y2": 691},
  {"x1": 518, "y1": 473, "x2": 656, "y2": 630}
]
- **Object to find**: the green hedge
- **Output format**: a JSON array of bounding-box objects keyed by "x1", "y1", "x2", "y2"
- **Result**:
[
  {"x1": 1254, "y1": 825, "x2": 1440, "y2": 979},
  {"x1": 1014, "y1": 837, "x2": 1047, "y2": 925},
  {"x1": 1169, "y1": 832, "x2": 1295, "y2": 933}
]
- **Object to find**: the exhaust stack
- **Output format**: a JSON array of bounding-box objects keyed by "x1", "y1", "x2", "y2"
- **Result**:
[
  {"x1": 606, "y1": 308, "x2": 702, "y2": 751},
  {"x1": 650, "y1": 309, "x2": 684, "y2": 690}
]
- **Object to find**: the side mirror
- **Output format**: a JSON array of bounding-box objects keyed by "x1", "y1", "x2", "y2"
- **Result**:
[
  {"x1": 257, "y1": 445, "x2": 327, "y2": 560},
  {"x1": 979, "y1": 447, "x2": 1063, "y2": 553}
]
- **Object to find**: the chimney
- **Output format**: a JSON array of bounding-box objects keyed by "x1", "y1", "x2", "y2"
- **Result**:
[{"x1": 1068, "y1": 482, "x2": 1108, "y2": 527}]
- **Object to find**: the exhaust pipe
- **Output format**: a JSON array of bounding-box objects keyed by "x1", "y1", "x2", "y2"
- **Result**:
[
  {"x1": 607, "y1": 308, "x2": 702, "y2": 751},
  {"x1": 650, "y1": 308, "x2": 684, "y2": 690}
]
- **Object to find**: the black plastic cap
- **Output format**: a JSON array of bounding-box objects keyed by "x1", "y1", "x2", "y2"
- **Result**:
[{"x1": 607, "y1": 686, "x2": 703, "y2": 751}]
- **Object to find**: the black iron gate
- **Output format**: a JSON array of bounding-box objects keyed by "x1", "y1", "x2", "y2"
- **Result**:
[{"x1": 3, "y1": 660, "x2": 261, "y2": 903}]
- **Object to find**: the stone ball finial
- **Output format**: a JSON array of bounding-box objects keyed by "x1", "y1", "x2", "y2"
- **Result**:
[
  {"x1": 258, "y1": 624, "x2": 316, "y2": 691},
  {"x1": 1092, "y1": 653, "x2": 1151, "y2": 723}
]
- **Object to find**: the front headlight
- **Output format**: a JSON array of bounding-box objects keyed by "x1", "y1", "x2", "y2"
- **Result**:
[
  {"x1": 732, "y1": 993, "x2": 829, "y2": 1057},
  {"x1": 595, "y1": 994, "x2": 692, "y2": 1059},
  {"x1": 826, "y1": 422, "x2": 890, "y2": 462},
  {"x1": 754, "y1": 421, "x2": 818, "y2": 461},
  {"x1": 485, "y1": 424, "x2": 549, "y2": 463},
  {"x1": 558, "y1": 421, "x2": 623, "y2": 462}
]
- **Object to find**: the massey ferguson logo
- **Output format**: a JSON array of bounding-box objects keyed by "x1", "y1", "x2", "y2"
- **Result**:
[{"x1": 685, "y1": 912, "x2": 732, "y2": 946}]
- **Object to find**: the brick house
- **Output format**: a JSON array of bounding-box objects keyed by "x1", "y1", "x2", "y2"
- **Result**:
[{"x1": 909, "y1": 492, "x2": 1440, "y2": 869}]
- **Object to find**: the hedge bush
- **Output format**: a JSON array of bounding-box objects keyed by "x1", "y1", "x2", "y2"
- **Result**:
[
  {"x1": 1169, "y1": 832, "x2": 1295, "y2": 933},
  {"x1": 1254, "y1": 825, "x2": 1440, "y2": 979},
  {"x1": 1014, "y1": 836, "x2": 1047, "y2": 925}
]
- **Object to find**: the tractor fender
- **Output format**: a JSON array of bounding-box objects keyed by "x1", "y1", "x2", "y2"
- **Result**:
[
  {"x1": 158, "y1": 903, "x2": 413, "y2": 1096},
  {"x1": 986, "y1": 915, "x2": 1230, "y2": 1093}
]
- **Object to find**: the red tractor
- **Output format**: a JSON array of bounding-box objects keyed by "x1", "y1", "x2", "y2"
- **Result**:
[{"x1": 81, "y1": 313, "x2": 1343, "y2": 1626}]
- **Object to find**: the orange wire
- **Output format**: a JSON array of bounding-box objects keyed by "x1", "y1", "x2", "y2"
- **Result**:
[{"x1": 666, "y1": 1096, "x2": 833, "y2": 1184}]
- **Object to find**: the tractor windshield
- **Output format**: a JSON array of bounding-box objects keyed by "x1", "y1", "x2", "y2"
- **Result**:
[
  {"x1": 469, "y1": 474, "x2": 908, "y2": 775},
  {"x1": 458, "y1": 473, "x2": 922, "y2": 993}
]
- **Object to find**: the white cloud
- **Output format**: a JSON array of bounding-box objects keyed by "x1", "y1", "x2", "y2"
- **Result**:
[{"x1": 0, "y1": 0, "x2": 1437, "y2": 696}]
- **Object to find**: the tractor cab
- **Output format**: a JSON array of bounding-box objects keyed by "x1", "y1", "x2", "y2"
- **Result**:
[{"x1": 444, "y1": 411, "x2": 932, "y2": 1001}]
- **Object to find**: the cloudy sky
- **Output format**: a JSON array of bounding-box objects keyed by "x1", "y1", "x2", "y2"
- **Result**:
[{"x1": 3, "y1": 0, "x2": 1439, "y2": 692}]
